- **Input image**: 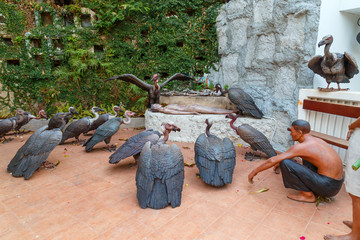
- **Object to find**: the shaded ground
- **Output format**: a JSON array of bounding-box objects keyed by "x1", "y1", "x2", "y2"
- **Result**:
[{"x1": 0, "y1": 128, "x2": 352, "y2": 240}]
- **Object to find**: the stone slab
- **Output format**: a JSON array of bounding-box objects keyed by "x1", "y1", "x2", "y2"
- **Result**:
[{"x1": 145, "y1": 110, "x2": 278, "y2": 148}]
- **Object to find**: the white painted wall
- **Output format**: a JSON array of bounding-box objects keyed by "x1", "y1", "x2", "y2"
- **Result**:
[{"x1": 313, "y1": 0, "x2": 360, "y2": 91}]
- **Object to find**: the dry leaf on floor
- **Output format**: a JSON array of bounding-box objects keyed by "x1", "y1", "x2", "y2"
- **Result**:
[
  {"x1": 118, "y1": 138, "x2": 128, "y2": 141},
  {"x1": 182, "y1": 146, "x2": 190, "y2": 149},
  {"x1": 250, "y1": 188, "x2": 269, "y2": 194},
  {"x1": 64, "y1": 155, "x2": 69, "y2": 158}
]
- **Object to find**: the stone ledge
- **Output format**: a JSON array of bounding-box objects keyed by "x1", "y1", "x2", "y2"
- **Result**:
[{"x1": 145, "y1": 110, "x2": 277, "y2": 146}]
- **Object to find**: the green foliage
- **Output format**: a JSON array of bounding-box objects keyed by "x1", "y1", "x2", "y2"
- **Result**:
[
  {"x1": 224, "y1": 84, "x2": 229, "y2": 90},
  {"x1": 208, "y1": 82, "x2": 214, "y2": 90},
  {"x1": 0, "y1": 0, "x2": 223, "y2": 116}
]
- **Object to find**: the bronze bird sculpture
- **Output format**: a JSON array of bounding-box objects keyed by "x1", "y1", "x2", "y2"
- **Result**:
[
  {"x1": 104, "y1": 73, "x2": 193, "y2": 107},
  {"x1": 0, "y1": 109, "x2": 25, "y2": 143},
  {"x1": 194, "y1": 118, "x2": 236, "y2": 187},
  {"x1": 7, "y1": 112, "x2": 67, "y2": 180},
  {"x1": 308, "y1": 34, "x2": 359, "y2": 91},
  {"x1": 226, "y1": 113, "x2": 276, "y2": 161},
  {"x1": 14, "y1": 109, "x2": 47, "y2": 135},
  {"x1": 83, "y1": 110, "x2": 135, "y2": 152},
  {"x1": 136, "y1": 122, "x2": 183, "y2": 209},
  {"x1": 215, "y1": 84, "x2": 263, "y2": 119},
  {"x1": 108, "y1": 128, "x2": 162, "y2": 165}
]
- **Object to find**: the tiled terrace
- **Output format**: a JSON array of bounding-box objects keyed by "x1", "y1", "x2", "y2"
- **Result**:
[{"x1": 0, "y1": 128, "x2": 352, "y2": 240}]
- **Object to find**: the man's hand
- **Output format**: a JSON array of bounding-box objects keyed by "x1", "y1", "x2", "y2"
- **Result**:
[
  {"x1": 248, "y1": 171, "x2": 257, "y2": 184},
  {"x1": 347, "y1": 129, "x2": 354, "y2": 141}
]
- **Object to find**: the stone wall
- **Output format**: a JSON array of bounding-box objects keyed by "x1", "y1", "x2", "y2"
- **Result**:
[{"x1": 209, "y1": 0, "x2": 321, "y2": 151}]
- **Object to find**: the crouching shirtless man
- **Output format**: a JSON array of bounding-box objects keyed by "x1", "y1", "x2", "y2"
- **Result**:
[{"x1": 248, "y1": 119, "x2": 344, "y2": 203}]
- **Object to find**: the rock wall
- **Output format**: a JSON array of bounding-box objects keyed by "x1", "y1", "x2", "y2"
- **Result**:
[{"x1": 209, "y1": 0, "x2": 321, "y2": 151}]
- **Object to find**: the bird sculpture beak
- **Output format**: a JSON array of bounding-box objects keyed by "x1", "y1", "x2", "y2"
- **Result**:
[
  {"x1": 318, "y1": 40, "x2": 325, "y2": 47},
  {"x1": 173, "y1": 126, "x2": 181, "y2": 132}
]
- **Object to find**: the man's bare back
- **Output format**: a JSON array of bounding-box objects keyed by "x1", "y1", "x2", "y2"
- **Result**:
[{"x1": 290, "y1": 135, "x2": 343, "y2": 180}]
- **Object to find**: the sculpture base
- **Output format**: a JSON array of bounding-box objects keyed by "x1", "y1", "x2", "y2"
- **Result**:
[{"x1": 145, "y1": 110, "x2": 277, "y2": 146}]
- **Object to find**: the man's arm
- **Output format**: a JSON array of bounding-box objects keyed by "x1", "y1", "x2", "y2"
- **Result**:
[
  {"x1": 248, "y1": 147, "x2": 299, "y2": 183},
  {"x1": 347, "y1": 117, "x2": 360, "y2": 140}
]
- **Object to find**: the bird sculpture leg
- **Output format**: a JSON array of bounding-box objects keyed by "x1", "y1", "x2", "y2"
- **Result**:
[
  {"x1": 245, "y1": 152, "x2": 261, "y2": 161},
  {"x1": 104, "y1": 137, "x2": 117, "y2": 152},
  {"x1": 42, "y1": 161, "x2": 57, "y2": 168},
  {"x1": 129, "y1": 153, "x2": 140, "y2": 167}
]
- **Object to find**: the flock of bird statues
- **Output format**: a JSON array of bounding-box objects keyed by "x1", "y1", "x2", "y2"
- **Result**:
[
  {"x1": 1, "y1": 80, "x2": 277, "y2": 209},
  {"x1": 1, "y1": 33, "x2": 358, "y2": 208}
]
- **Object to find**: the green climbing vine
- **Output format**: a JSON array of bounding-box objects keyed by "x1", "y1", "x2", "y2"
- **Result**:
[{"x1": 0, "y1": 0, "x2": 223, "y2": 117}]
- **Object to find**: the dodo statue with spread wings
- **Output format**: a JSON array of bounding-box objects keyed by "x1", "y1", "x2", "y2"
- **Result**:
[
  {"x1": 308, "y1": 34, "x2": 359, "y2": 91},
  {"x1": 104, "y1": 73, "x2": 193, "y2": 107}
]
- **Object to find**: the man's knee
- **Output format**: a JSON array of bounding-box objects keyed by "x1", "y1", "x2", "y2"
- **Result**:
[{"x1": 280, "y1": 159, "x2": 294, "y2": 171}]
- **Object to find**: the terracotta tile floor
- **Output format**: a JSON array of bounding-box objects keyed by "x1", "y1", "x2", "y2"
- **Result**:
[{"x1": 0, "y1": 128, "x2": 352, "y2": 240}]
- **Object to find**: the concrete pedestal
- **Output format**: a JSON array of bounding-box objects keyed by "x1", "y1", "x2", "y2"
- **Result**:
[{"x1": 145, "y1": 110, "x2": 277, "y2": 147}]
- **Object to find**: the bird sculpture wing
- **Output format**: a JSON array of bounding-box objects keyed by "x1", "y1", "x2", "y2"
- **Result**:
[
  {"x1": 83, "y1": 117, "x2": 122, "y2": 151},
  {"x1": 195, "y1": 134, "x2": 236, "y2": 186},
  {"x1": 0, "y1": 118, "x2": 15, "y2": 136},
  {"x1": 194, "y1": 133, "x2": 217, "y2": 182},
  {"x1": 104, "y1": 74, "x2": 152, "y2": 91},
  {"x1": 159, "y1": 73, "x2": 193, "y2": 88},
  {"x1": 109, "y1": 129, "x2": 161, "y2": 164},
  {"x1": 308, "y1": 55, "x2": 332, "y2": 79},
  {"x1": 61, "y1": 117, "x2": 90, "y2": 142},
  {"x1": 228, "y1": 88, "x2": 263, "y2": 118},
  {"x1": 7, "y1": 126, "x2": 62, "y2": 180},
  {"x1": 238, "y1": 124, "x2": 277, "y2": 158},
  {"x1": 344, "y1": 52, "x2": 359, "y2": 79},
  {"x1": 136, "y1": 142, "x2": 184, "y2": 209},
  {"x1": 217, "y1": 137, "x2": 236, "y2": 184}
]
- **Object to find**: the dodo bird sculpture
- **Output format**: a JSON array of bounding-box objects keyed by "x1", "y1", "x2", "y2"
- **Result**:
[
  {"x1": 7, "y1": 112, "x2": 67, "y2": 180},
  {"x1": 60, "y1": 106, "x2": 103, "y2": 144},
  {"x1": 308, "y1": 34, "x2": 359, "y2": 91},
  {"x1": 83, "y1": 110, "x2": 136, "y2": 152},
  {"x1": 194, "y1": 118, "x2": 236, "y2": 187},
  {"x1": 0, "y1": 109, "x2": 25, "y2": 143},
  {"x1": 109, "y1": 128, "x2": 162, "y2": 165},
  {"x1": 215, "y1": 84, "x2": 263, "y2": 119},
  {"x1": 136, "y1": 122, "x2": 184, "y2": 209},
  {"x1": 104, "y1": 73, "x2": 193, "y2": 107},
  {"x1": 226, "y1": 113, "x2": 277, "y2": 161}
]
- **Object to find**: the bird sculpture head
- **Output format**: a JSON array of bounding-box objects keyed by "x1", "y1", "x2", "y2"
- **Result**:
[
  {"x1": 160, "y1": 121, "x2": 181, "y2": 133},
  {"x1": 225, "y1": 113, "x2": 238, "y2": 121},
  {"x1": 214, "y1": 83, "x2": 222, "y2": 93},
  {"x1": 152, "y1": 74, "x2": 159, "y2": 84},
  {"x1": 205, "y1": 118, "x2": 213, "y2": 127},
  {"x1": 69, "y1": 107, "x2": 79, "y2": 115},
  {"x1": 38, "y1": 110, "x2": 47, "y2": 119},
  {"x1": 113, "y1": 105, "x2": 123, "y2": 113},
  {"x1": 92, "y1": 107, "x2": 104, "y2": 113},
  {"x1": 318, "y1": 35, "x2": 333, "y2": 47},
  {"x1": 16, "y1": 109, "x2": 25, "y2": 115}
]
